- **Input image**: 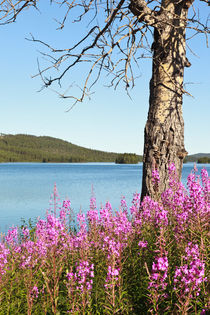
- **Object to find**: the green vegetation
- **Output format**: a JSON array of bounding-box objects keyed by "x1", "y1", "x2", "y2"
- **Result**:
[
  {"x1": 0, "y1": 134, "x2": 142, "y2": 163},
  {"x1": 115, "y1": 153, "x2": 140, "y2": 164},
  {"x1": 197, "y1": 157, "x2": 210, "y2": 164},
  {"x1": 0, "y1": 167, "x2": 209, "y2": 314},
  {"x1": 0, "y1": 134, "x2": 208, "y2": 165},
  {"x1": 184, "y1": 153, "x2": 210, "y2": 163}
]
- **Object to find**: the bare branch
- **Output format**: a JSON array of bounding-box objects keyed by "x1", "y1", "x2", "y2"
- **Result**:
[
  {"x1": 0, "y1": 0, "x2": 37, "y2": 25},
  {"x1": 129, "y1": 0, "x2": 159, "y2": 25},
  {"x1": 199, "y1": 0, "x2": 210, "y2": 5},
  {"x1": 21, "y1": 0, "x2": 209, "y2": 107}
]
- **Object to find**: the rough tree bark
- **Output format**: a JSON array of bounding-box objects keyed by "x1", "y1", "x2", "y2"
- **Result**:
[{"x1": 140, "y1": 0, "x2": 192, "y2": 199}]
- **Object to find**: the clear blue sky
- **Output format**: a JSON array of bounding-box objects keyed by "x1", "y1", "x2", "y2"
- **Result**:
[{"x1": 0, "y1": 1, "x2": 209, "y2": 155}]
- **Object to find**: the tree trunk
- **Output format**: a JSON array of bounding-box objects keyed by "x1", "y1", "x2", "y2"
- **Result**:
[{"x1": 141, "y1": 1, "x2": 191, "y2": 200}]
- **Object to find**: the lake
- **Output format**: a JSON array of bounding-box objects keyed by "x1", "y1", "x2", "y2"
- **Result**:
[{"x1": 0, "y1": 162, "x2": 209, "y2": 233}]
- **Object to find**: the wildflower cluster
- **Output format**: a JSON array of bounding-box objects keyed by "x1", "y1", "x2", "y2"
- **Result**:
[
  {"x1": 66, "y1": 260, "x2": 94, "y2": 312},
  {"x1": 75, "y1": 260, "x2": 94, "y2": 292},
  {"x1": 149, "y1": 256, "x2": 168, "y2": 291},
  {"x1": 0, "y1": 243, "x2": 9, "y2": 277},
  {"x1": 0, "y1": 166, "x2": 209, "y2": 314},
  {"x1": 174, "y1": 243, "x2": 206, "y2": 296}
]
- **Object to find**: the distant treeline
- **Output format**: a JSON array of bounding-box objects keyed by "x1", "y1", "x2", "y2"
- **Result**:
[
  {"x1": 197, "y1": 157, "x2": 210, "y2": 164},
  {"x1": 0, "y1": 134, "x2": 143, "y2": 163},
  {"x1": 184, "y1": 153, "x2": 210, "y2": 163},
  {"x1": 115, "y1": 153, "x2": 140, "y2": 164}
]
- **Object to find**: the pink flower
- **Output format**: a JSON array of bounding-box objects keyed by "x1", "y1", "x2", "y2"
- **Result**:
[
  {"x1": 174, "y1": 243, "x2": 206, "y2": 297},
  {"x1": 138, "y1": 241, "x2": 148, "y2": 248},
  {"x1": 149, "y1": 256, "x2": 168, "y2": 291},
  {"x1": 0, "y1": 243, "x2": 10, "y2": 277},
  {"x1": 31, "y1": 285, "x2": 39, "y2": 299}
]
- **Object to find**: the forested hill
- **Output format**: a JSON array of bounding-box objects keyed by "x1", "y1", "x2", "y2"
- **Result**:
[
  {"x1": 0, "y1": 134, "x2": 143, "y2": 163},
  {"x1": 185, "y1": 153, "x2": 210, "y2": 163}
]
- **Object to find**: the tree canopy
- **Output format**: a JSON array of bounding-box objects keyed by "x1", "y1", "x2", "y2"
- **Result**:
[
  {"x1": 115, "y1": 153, "x2": 140, "y2": 164},
  {"x1": 0, "y1": 134, "x2": 136, "y2": 163}
]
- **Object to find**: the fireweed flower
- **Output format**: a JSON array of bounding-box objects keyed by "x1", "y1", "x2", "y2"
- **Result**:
[
  {"x1": 73, "y1": 260, "x2": 94, "y2": 293},
  {"x1": 63, "y1": 199, "x2": 71, "y2": 210},
  {"x1": 87, "y1": 196, "x2": 99, "y2": 225},
  {"x1": 48, "y1": 183, "x2": 62, "y2": 216},
  {"x1": 130, "y1": 192, "x2": 141, "y2": 217},
  {"x1": 139, "y1": 196, "x2": 153, "y2": 222},
  {"x1": 0, "y1": 243, "x2": 9, "y2": 277},
  {"x1": 108, "y1": 266, "x2": 119, "y2": 277},
  {"x1": 87, "y1": 208, "x2": 99, "y2": 225},
  {"x1": 0, "y1": 169, "x2": 208, "y2": 313},
  {"x1": 100, "y1": 202, "x2": 132, "y2": 249},
  {"x1": 140, "y1": 197, "x2": 168, "y2": 227},
  {"x1": 99, "y1": 202, "x2": 113, "y2": 230},
  {"x1": 35, "y1": 214, "x2": 68, "y2": 257},
  {"x1": 138, "y1": 240, "x2": 148, "y2": 249},
  {"x1": 113, "y1": 211, "x2": 132, "y2": 242},
  {"x1": 161, "y1": 166, "x2": 194, "y2": 242},
  {"x1": 31, "y1": 285, "x2": 39, "y2": 299},
  {"x1": 77, "y1": 261, "x2": 94, "y2": 292},
  {"x1": 21, "y1": 227, "x2": 30, "y2": 238},
  {"x1": 62, "y1": 199, "x2": 72, "y2": 220},
  {"x1": 120, "y1": 196, "x2": 128, "y2": 215},
  {"x1": 74, "y1": 213, "x2": 89, "y2": 250},
  {"x1": 104, "y1": 265, "x2": 120, "y2": 289},
  {"x1": 73, "y1": 213, "x2": 90, "y2": 256},
  {"x1": 66, "y1": 271, "x2": 74, "y2": 282},
  {"x1": 174, "y1": 243, "x2": 206, "y2": 297},
  {"x1": 100, "y1": 205, "x2": 132, "y2": 248},
  {"x1": 154, "y1": 205, "x2": 168, "y2": 227},
  {"x1": 168, "y1": 162, "x2": 176, "y2": 178},
  {"x1": 19, "y1": 240, "x2": 37, "y2": 269},
  {"x1": 201, "y1": 168, "x2": 210, "y2": 192},
  {"x1": 89, "y1": 196, "x2": 97, "y2": 211},
  {"x1": 187, "y1": 170, "x2": 210, "y2": 221},
  {"x1": 59, "y1": 208, "x2": 67, "y2": 223},
  {"x1": 77, "y1": 213, "x2": 87, "y2": 229},
  {"x1": 167, "y1": 163, "x2": 186, "y2": 198},
  {"x1": 187, "y1": 174, "x2": 204, "y2": 211},
  {"x1": 201, "y1": 168, "x2": 210, "y2": 205},
  {"x1": 130, "y1": 193, "x2": 142, "y2": 234},
  {"x1": 148, "y1": 255, "x2": 168, "y2": 291},
  {"x1": 102, "y1": 236, "x2": 121, "y2": 259},
  {"x1": 37, "y1": 215, "x2": 64, "y2": 246},
  {"x1": 5, "y1": 227, "x2": 18, "y2": 246}
]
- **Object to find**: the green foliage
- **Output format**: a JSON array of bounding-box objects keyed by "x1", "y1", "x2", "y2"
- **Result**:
[
  {"x1": 115, "y1": 153, "x2": 140, "y2": 164},
  {"x1": 0, "y1": 167, "x2": 209, "y2": 314},
  {"x1": 0, "y1": 134, "x2": 142, "y2": 163},
  {"x1": 184, "y1": 153, "x2": 210, "y2": 163},
  {"x1": 197, "y1": 157, "x2": 210, "y2": 164}
]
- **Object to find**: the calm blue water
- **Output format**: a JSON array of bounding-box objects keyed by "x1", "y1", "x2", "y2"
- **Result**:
[{"x1": 0, "y1": 163, "x2": 209, "y2": 233}]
